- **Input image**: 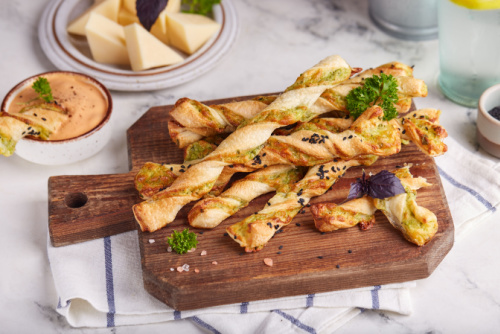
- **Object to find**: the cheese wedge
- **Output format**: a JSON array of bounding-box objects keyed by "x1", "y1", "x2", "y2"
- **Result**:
[
  {"x1": 118, "y1": 8, "x2": 140, "y2": 26},
  {"x1": 123, "y1": 0, "x2": 181, "y2": 15},
  {"x1": 124, "y1": 23, "x2": 183, "y2": 71},
  {"x1": 67, "y1": 0, "x2": 120, "y2": 36},
  {"x1": 166, "y1": 13, "x2": 221, "y2": 55},
  {"x1": 85, "y1": 13, "x2": 129, "y2": 65}
]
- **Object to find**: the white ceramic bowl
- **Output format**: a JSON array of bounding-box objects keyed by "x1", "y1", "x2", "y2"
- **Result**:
[
  {"x1": 1, "y1": 71, "x2": 112, "y2": 165},
  {"x1": 477, "y1": 83, "x2": 500, "y2": 158}
]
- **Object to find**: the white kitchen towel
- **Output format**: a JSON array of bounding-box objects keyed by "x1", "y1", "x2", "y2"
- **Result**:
[{"x1": 47, "y1": 137, "x2": 500, "y2": 333}]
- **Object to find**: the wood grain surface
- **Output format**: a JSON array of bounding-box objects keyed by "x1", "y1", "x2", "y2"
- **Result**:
[{"x1": 48, "y1": 94, "x2": 454, "y2": 310}]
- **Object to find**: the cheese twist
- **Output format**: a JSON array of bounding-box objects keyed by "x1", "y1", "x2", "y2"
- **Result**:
[
  {"x1": 188, "y1": 165, "x2": 306, "y2": 229},
  {"x1": 226, "y1": 155, "x2": 378, "y2": 252},
  {"x1": 169, "y1": 62, "x2": 425, "y2": 148}
]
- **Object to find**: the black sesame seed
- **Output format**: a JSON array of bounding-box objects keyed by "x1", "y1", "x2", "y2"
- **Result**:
[
  {"x1": 267, "y1": 202, "x2": 271, "y2": 206},
  {"x1": 336, "y1": 264, "x2": 340, "y2": 268},
  {"x1": 170, "y1": 167, "x2": 173, "y2": 171},
  {"x1": 321, "y1": 232, "x2": 326, "y2": 235},
  {"x1": 317, "y1": 256, "x2": 323, "y2": 259},
  {"x1": 229, "y1": 165, "x2": 234, "y2": 168},
  {"x1": 274, "y1": 224, "x2": 280, "y2": 230},
  {"x1": 296, "y1": 223, "x2": 301, "y2": 226},
  {"x1": 199, "y1": 231, "x2": 204, "y2": 234},
  {"x1": 277, "y1": 252, "x2": 281, "y2": 255},
  {"x1": 343, "y1": 137, "x2": 346, "y2": 141},
  {"x1": 181, "y1": 165, "x2": 185, "y2": 168},
  {"x1": 348, "y1": 249, "x2": 352, "y2": 253},
  {"x1": 234, "y1": 235, "x2": 237, "y2": 239},
  {"x1": 262, "y1": 153, "x2": 266, "y2": 157},
  {"x1": 402, "y1": 130, "x2": 406, "y2": 134},
  {"x1": 179, "y1": 169, "x2": 185, "y2": 173},
  {"x1": 224, "y1": 232, "x2": 228, "y2": 236},
  {"x1": 348, "y1": 135, "x2": 353, "y2": 139},
  {"x1": 33, "y1": 113, "x2": 37, "y2": 117},
  {"x1": 267, "y1": 222, "x2": 273, "y2": 228},
  {"x1": 279, "y1": 245, "x2": 283, "y2": 250}
]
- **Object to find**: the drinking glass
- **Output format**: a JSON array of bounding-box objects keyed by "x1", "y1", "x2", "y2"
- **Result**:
[{"x1": 438, "y1": 0, "x2": 500, "y2": 107}]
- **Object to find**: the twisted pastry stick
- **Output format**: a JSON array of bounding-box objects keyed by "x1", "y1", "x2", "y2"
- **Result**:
[
  {"x1": 226, "y1": 155, "x2": 378, "y2": 252},
  {"x1": 311, "y1": 166, "x2": 436, "y2": 246},
  {"x1": 133, "y1": 55, "x2": 357, "y2": 231},
  {"x1": 251, "y1": 105, "x2": 401, "y2": 167},
  {"x1": 0, "y1": 104, "x2": 68, "y2": 157},
  {"x1": 188, "y1": 165, "x2": 306, "y2": 229},
  {"x1": 169, "y1": 62, "x2": 424, "y2": 148}
]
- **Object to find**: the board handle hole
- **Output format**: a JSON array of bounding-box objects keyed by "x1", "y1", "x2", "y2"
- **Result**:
[{"x1": 65, "y1": 192, "x2": 88, "y2": 208}]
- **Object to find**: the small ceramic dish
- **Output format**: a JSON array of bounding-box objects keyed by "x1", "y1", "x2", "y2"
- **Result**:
[
  {"x1": 1, "y1": 71, "x2": 112, "y2": 165},
  {"x1": 477, "y1": 83, "x2": 500, "y2": 158}
]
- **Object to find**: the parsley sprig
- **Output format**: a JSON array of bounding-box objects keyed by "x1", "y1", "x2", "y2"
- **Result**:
[
  {"x1": 167, "y1": 228, "x2": 198, "y2": 254},
  {"x1": 32, "y1": 77, "x2": 54, "y2": 103},
  {"x1": 182, "y1": 0, "x2": 220, "y2": 15},
  {"x1": 345, "y1": 73, "x2": 399, "y2": 121}
]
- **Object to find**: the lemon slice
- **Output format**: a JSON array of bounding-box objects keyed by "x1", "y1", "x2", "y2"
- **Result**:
[{"x1": 450, "y1": 0, "x2": 500, "y2": 9}]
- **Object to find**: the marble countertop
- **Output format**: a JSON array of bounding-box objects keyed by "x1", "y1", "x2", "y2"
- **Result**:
[{"x1": 1, "y1": 0, "x2": 500, "y2": 332}]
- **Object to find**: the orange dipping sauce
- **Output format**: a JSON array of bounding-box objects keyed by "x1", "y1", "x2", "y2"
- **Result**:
[{"x1": 7, "y1": 73, "x2": 109, "y2": 140}]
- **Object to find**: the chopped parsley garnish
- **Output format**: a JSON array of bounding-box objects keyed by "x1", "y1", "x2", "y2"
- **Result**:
[
  {"x1": 345, "y1": 73, "x2": 399, "y2": 121},
  {"x1": 167, "y1": 228, "x2": 198, "y2": 254},
  {"x1": 32, "y1": 77, "x2": 53, "y2": 103}
]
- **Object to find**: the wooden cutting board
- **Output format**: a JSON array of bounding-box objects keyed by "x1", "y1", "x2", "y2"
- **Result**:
[{"x1": 48, "y1": 93, "x2": 454, "y2": 311}]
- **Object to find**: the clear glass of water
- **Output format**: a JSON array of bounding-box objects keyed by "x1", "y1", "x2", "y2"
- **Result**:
[{"x1": 438, "y1": 0, "x2": 500, "y2": 107}]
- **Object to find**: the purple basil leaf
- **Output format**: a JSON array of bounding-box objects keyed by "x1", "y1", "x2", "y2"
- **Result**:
[
  {"x1": 347, "y1": 181, "x2": 364, "y2": 200},
  {"x1": 347, "y1": 170, "x2": 368, "y2": 200},
  {"x1": 368, "y1": 170, "x2": 406, "y2": 199},
  {"x1": 136, "y1": 0, "x2": 168, "y2": 31}
]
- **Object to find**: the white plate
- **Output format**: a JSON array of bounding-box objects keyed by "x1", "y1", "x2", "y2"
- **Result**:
[{"x1": 38, "y1": 0, "x2": 238, "y2": 91}]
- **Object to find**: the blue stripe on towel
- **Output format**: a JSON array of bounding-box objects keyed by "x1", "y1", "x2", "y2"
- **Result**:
[
  {"x1": 371, "y1": 285, "x2": 381, "y2": 309},
  {"x1": 438, "y1": 166, "x2": 496, "y2": 212},
  {"x1": 306, "y1": 294, "x2": 315, "y2": 307},
  {"x1": 104, "y1": 236, "x2": 115, "y2": 327},
  {"x1": 191, "y1": 316, "x2": 221, "y2": 334},
  {"x1": 272, "y1": 309, "x2": 317, "y2": 334},
  {"x1": 240, "y1": 302, "x2": 249, "y2": 313},
  {"x1": 174, "y1": 310, "x2": 181, "y2": 320}
]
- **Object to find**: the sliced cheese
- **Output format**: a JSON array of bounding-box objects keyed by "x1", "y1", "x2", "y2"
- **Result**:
[
  {"x1": 85, "y1": 12, "x2": 129, "y2": 65},
  {"x1": 166, "y1": 12, "x2": 221, "y2": 55},
  {"x1": 150, "y1": 11, "x2": 170, "y2": 44},
  {"x1": 123, "y1": 0, "x2": 181, "y2": 15},
  {"x1": 67, "y1": 0, "x2": 120, "y2": 36},
  {"x1": 118, "y1": 7, "x2": 140, "y2": 26},
  {"x1": 124, "y1": 23, "x2": 183, "y2": 71}
]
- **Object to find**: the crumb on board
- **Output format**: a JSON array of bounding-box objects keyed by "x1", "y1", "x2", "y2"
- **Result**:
[
  {"x1": 170, "y1": 268, "x2": 174, "y2": 271},
  {"x1": 264, "y1": 258, "x2": 273, "y2": 267},
  {"x1": 195, "y1": 268, "x2": 200, "y2": 274},
  {"x1": 148, "y1": 239, "x2": 155, "y2": 244},
  {"x1": 201, "y1": 250, "x2": 207, "y2": 256},
  {"x1": 212, "y1": 261, "x2": 218, "y2": 265},
  {"x1": 188, "y1": 248, "x2": 196, "y2": 253},
  {"x1": 167, "y1": 246, "x2": 172, "y2": 253},
  {"x1": 177, "y1": 267, "x2": 183, "y2": 272}
]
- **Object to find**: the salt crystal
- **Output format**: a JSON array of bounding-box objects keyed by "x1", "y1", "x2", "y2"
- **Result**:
[
  {"x1": 264, "y1": 258, "x2": 273, "y2": 267},
  {"x1": 200, "y1": 250, "x2": 207, "y2": 256},
  {"x1": 176, "y1": 267, "x2": 183, "y2": 272},
  {"x1": 170, "y1": 268, "x2": 174, "y2": 271},
  {"x1": 148, "y1": 239, "x2": 155, "y2": 244},
  {"x1": 212, "y1": 261, "x2": 218, "y2": 265},
  {"x1": 188, "y1": 248, "x2": 196, "y2": 253},
  {"x1": 194, "y1": 268, "x2": 200, "y2": 274},
  {"x1": 167, "y1": 246, "x2": 172, "y2": 252},
  {"x1": 182, "y1": 264, "x2": 190, "y2": 272}
]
